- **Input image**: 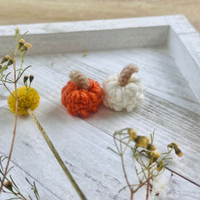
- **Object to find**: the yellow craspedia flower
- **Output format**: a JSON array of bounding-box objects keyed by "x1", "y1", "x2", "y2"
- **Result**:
[{"x1": 8, "y1": 86, "x2": 40, "y2": 115}]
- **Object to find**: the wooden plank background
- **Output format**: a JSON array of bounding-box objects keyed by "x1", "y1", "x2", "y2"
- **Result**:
[{"x1": 0, "y1": 0, "x2": 200, "y2": 33}]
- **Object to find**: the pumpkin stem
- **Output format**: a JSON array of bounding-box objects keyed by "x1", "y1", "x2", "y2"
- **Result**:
[
  {"x1": 118, "y1": 64, "x2": 139, "y2": 86},
  {"x1": 26, "y1": 107, "x2": 87, "y2": 200},
  {"x1": 69, "y1": 70, "x2": 90, "y2": 90}
]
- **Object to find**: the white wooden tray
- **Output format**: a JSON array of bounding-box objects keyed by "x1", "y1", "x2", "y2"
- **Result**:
[{"x1": 0, "y1": 15, "x2": 200, "y2": 200}]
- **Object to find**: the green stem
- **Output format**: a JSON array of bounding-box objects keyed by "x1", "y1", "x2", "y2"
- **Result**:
[
  {"x1": 2, "y1": 81, "x2": 15, "y2": 99},
  {"x1": 17, "y1": 51, "x2": 24, "y2": 80},
  {"x1": 26, "y1": 107, "x2": 87, "y2": 200}
]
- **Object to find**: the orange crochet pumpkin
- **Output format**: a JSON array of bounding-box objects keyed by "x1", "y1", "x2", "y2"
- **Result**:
[{"x1": 61, "y1": 70, "x2": 103, "y2": 117}]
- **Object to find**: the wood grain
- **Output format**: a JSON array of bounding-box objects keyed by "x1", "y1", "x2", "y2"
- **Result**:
[
  {"x1": 0, "y1": 0, "x2": 200, "y2": 33},
  {"x1": 14, "y1": 46, "x2": 200, "y2": 184},
  {"x1": 0, "y1": 16, "x2": 200, "y2": 200}
]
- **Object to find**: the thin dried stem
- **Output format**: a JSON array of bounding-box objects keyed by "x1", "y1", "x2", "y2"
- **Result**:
[
  {"x1": 0, "y1": 40, "x2": 19, "y2": 194},
  {"x1": 121, "y1": 154, "x2": 134, "y2": 199},
  {"x1": 26, "y1": 107, "x2": 87, "y2": 200},
  {"x1": 146, "y1": 168, "x2": 150, "y2": 200}
]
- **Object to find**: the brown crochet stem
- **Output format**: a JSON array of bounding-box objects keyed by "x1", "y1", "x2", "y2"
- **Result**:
[
  {"x1": 118, "y1": 64, "x2": 139, "y2": 86},
  {"x1": 69, "y1": 70, "x2": 90, "y2": 90}
]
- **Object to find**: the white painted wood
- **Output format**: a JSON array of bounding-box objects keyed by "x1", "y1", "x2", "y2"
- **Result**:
[
  {"x1": 0, "y1": 153, "x2": 61, "y2": 200},
  {"x1": 25, "y1": 48, "x2": 200, "y2": 115},
  {"x1": 1, "y1": 95, "x2": 200, "y2": 200},
  {"x1": 15, "y1": 48, "x2": 200, "y2": 187},
  {"x1": 168, "y1": 28, "x2": 200, "y2": 103},
  {"x1": 1, "y1": 15, "x2": 200, "y2": 199},
  {"x1": 0, "y1": 16, "x2": 169, "y2": 57},
  {"x1": 0, "y1": 17, "x2": 168, "y2": 36},
  {"x1": 165, "y1": 15, "x2": 197, "y2": 34}
]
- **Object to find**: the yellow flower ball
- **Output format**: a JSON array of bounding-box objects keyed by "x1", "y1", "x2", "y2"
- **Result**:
[{"x1": 8, "y1": 86, "x2": 40, "y2": 115}]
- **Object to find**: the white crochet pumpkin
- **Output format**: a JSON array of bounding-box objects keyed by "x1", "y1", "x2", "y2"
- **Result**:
[{"x1": 103, "y1": 64, "x2": 145, "y2": 112}]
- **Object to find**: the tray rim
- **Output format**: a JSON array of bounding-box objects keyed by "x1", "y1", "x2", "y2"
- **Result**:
[{"x1": 0, "y1": 15, "x2": 199, "y2": 102}]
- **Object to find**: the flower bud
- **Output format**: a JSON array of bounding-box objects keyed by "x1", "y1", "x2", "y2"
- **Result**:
[
  {"x1": 18, "y1": 39, "x2": 25, "y2": 50},
  {"x1": 174, "y1": 147, "x2": 183, "y2": 157},
  {"x1": 146, "y1": 143, "x2": 156, "y2": 151},
  {"x1": 29, "y1": 74, "x2": 34, "y2": 83},
  {"x1": 15, "y1": 27, "x2": 20, "y2": 37},
  {"x1": 156, "y1": 160, "x2": 164, "y2": 171},
  {"x1": 128, "y1": 129, "x2": 137, "y2": 141},
  {"x1": 4, "y1": 181, "x2": 12, "y2": 191},
  {"x1": 168, "y1": 142, "x2": 178, "y2": 149},
  {"x1": 21, "y1": 43, "x2": 32, "y2": 52},
  {"x1": 7, "y1": 59, "x2": 13, "y2": 66},
  {"x1": 1, "y1": 55, "x2": 10, "y2": 64},
  {"x1": 135, "y1": 136, "x2": 150, "y2": 148},
  {"x1": 23, "y1": 75, "x2": 29, "y2": 84},
  {"x1": 151, "y1": 151, "x2": 160, "y2": 160}
]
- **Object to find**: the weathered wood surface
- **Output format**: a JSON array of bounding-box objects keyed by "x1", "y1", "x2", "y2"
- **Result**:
[
  {"x1": 1, "y1": 15, "x2": 200, "y2": 199},
  {"x1": 0, "y1": 93, "x2": 200, "y2": 200},
  {"x1": 1, "y1": 46, "x2": 200, "y2": 199}
]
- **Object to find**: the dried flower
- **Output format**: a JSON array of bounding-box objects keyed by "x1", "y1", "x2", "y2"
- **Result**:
[
  {"x1": 156, "y1": 160, "x2": 164, "y2": 171},
  {"x1": 174, "y1": 147, "x2": 183, "y2": 157},
  {"x1": 18, "y1": 39, "x2": 25, "y2": 50},
  {"x1": 23, "y1": 75, "x2": 29, "y2": 84},
  {"x1": 128, "y1": 129, "x2": 137, "y2": 141},
  {"x1": 15, "y1": 27, "x2": 20, "y2": 37},
  {"x1": 7, "y1": 59, "x2": 13, "y2": 66},
  {"x1": 151, "y1": 151, "x2": 160, "y2": 160},
  {"x1": 21, "y1": 43, "x2": 32, "y2": 52},
  {"x1": 135, "y1": 136, "x2": 150, "y2": 148},
  {"x1": 29, "y1": 74, "x2": 34, "y2": 83},
  {"x1": 4, "y1": 181, "x2": 12, "y2": 191},
  {"x1": 146, "y1": 143, "x2": 156, "y2": 151},
  {"x1": 168, "y1": 142, "x2": 178, "y2": 149},
  {"x1": 1, "y1": 55, "x2": 10, "y2": 64},
  {"x1": 8, "y1": 86, "x2": 40, "y2": 115}
]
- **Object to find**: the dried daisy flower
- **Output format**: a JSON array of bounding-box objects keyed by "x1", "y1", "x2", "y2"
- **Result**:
[
  {"x1": 111, "y1": 128, "x2": 184, "y2": 199},
  {"x1": 151, "y1": 151, "x2": 160, "y2": 160},
  {"x1": 18, "y1": 39, "x2": 25, "y2": 50},
  {"x1": 147, "y1": 150, "x2": 160, "y2": 165},
  {"x1": 168, "y1": 142, "x2": 178, "y2": 149},
  {"x1": 168, "y1": 142, "x2": 183, "y2": 157},
  {"x1": 156, "y1": 160, "x2": 165, "y2": 171},
  {"x1": 135, "y1": 136, "x2": 150, "y2": 148},
  {"x1": 1, "y1": 55, "x2": 10, "y2": 64},
  {"x1": 21, "y1": 43, "x2": 32, "y2": 52},
  {"x1": 128, "y1": 129, "x2": 137, "y2": 141},
  {"x1": 175, "y1": 147, "x2": 183, "y2": 157},
  {"x1": 146, "y1": 143, "x2": 156, "y2": 151}
]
